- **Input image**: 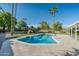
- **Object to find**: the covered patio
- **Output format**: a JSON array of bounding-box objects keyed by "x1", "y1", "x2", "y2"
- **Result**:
[{"x1": 67, "y1": 21, "x2": 79, "y2": 40}]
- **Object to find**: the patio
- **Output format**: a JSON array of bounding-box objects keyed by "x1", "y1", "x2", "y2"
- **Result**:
[{"x1": 8, "y1": 34, "x2": 79, "y2": 56}]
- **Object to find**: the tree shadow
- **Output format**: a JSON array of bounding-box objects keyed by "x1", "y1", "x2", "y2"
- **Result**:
[
  {"x1": 0, "y1": 33, "x2": 6, "y2": 49},
  {"x1": 0, "y1": 33, "x2": 14, "y2": 56},
  {"x1": 64, "y1": 47, "x2": 79, "y2": 56},
  {"x1": 0, "y1": 40, "x2": 14, "y2": 56}
]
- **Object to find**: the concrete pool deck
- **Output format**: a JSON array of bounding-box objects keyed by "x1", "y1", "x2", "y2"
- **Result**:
[{"x1": 8, "y1": 34, "x2": 79, "y2": 56}]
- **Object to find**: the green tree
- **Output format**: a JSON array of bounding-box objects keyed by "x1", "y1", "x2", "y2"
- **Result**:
[
  {"x1": 0, "y1": 12, "x2": 12, "y2": 32},
  {"x1": 16, "y1": 19, "x2": 27, "y2": 30},
  {"x1": 40, "y1": 21, "x2": 49, "y2": 30},
  {"x1": 49, "y1": 6, "x2": 58, "y2": 19},
  {"x1": 52, "y1": 21, "x2": 62, "y2": 34}
]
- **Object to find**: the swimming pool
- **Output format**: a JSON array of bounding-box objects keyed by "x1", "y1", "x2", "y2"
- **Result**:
[{"x1": 18, "y1": 34, "x2": 58, "y2": 44}]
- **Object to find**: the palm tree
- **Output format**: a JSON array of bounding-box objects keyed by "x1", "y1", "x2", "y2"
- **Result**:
[
  {"x1": 11, "y1": 3, "x2": 17, "y2": 35},
  {"x1": 49, "y1": 6, "x2": 58, "y2": 34},
  {"x1": 49, "y1": 6, "x2": 58, "y2": 19}
]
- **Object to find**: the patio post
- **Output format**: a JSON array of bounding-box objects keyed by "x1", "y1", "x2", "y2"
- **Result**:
[
  {"x1": 75, "y1": 25, "x2": 77, "y2": 40},
  {"x1": 70, "y1": 27, "x2": 73, "y2": 37},
  {"x1": 67, "y1": 28, "x2": 69, "y2": 35}
]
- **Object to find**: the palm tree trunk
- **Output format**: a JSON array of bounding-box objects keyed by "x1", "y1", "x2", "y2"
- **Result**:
[
  {"x1": 53, "y1": 13, "x2": 56, "y2": 35},
  {"x1": 11, "y1": 4, "x2": 14, "y2": 35},
  {"x1": 11, "y1": 3, "x2": 16, "y2": 35}
]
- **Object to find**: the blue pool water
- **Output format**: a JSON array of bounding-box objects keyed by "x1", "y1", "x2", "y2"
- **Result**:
[{"x1": 18, "y1": 34, "x2": 57, "y2": 44}]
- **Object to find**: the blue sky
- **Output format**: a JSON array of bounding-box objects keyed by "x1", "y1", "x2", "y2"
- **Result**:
[{"x1": 0, "y1": 3, "x2": 79, "y2": 27}]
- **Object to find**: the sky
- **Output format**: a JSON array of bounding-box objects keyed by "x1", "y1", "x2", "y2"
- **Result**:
[{"x1": 0, "y1": 3, "x2": 79, "y2": 27}]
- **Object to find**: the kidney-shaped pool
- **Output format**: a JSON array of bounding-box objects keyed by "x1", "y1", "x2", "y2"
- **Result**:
[{"x1": 18, "y1": 34, "x2": 59, "y2": 44}]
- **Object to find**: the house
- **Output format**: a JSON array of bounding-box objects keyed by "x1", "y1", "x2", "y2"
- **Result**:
[{"x1": 67, "y1": 21, "x2": 79, "y2": 40}]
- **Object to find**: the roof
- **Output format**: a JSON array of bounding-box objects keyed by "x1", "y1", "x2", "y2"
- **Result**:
[
  {"x1": 76, "y1": 29, "x2": 79, "y2": 31},
  {"x1": 68, "y1": 20, "x2": 79, "y2": 28}
]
